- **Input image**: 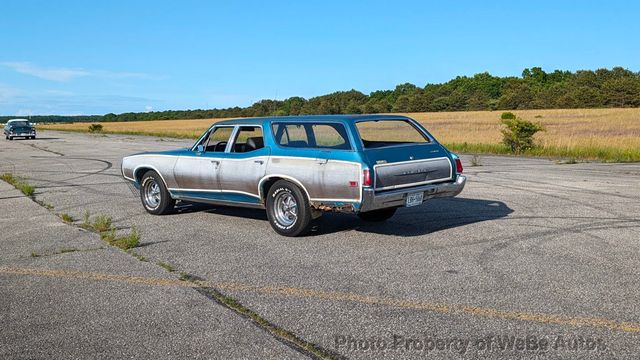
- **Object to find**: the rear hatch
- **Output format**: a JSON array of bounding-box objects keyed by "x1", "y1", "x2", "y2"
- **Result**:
[{"x1": 364, "y1": 144, "x2": 455, "y2": 191}]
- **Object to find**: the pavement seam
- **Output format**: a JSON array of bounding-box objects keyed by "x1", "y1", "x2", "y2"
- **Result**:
[
  {"x1": 1, "y1": 176, "x2": 338, "y2": 359},
  {"x1": 2, "y1": 266, "x2": 640, "y2": 335}
]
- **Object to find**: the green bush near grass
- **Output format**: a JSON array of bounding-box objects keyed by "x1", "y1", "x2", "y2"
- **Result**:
[
  {"x1": 92, "y1": 215, "x2": 113, "y2": 232},
  {"x1": 500, "y1": 112, "x2": 517, "y2": 120},
  {"x1": 88, "y1": 123, "x2": 103, "y2": 133},
  {"x1": 98, "y1": 226, "x2": 140, "y2": 250},
  {"x1": 500, "y1": 114, "x2": 545, "y2": 153},
  {"x1": 112, "y1": 228, "x2": 140, "y2": 250}
]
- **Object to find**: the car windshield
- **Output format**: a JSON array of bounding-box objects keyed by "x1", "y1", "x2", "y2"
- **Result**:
[
  {"x1": 355, "y1": 120, "x2": 430, "y2": 148},
  {"x1": 10, "y1": 121, "x2": 30, "y2": 127}
]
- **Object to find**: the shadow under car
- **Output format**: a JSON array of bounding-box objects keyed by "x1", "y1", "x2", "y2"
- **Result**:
[{"x1": 173, "y1": 197, "x2": 512, "y2": 237}]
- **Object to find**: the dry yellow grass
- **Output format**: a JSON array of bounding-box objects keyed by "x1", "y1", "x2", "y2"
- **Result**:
[
  {"x1": 40, "y1": 108, "x2": 640, "y2": 161},
  {"x1": 41, "y1": 118, "x2": 223, "y2": 139},
  {"x1": 404, "y1": 108, "x2": 640, "y2": 154}
]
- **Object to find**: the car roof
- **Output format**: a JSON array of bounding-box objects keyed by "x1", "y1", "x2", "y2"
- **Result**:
[
  {"x1": 213, "y1": 114, "x2": 412, "y2": 126},
  {"x1": 6, "y1": 119, "x2": 29, "y2": 123}
]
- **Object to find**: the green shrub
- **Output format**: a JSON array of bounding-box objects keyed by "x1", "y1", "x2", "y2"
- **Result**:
[
  {"x1": 112, "y1": 228, "x2": 140, "y2": 250},
  {"x1": 88, "y1": 123, "x2": 103, "y2": 133},
  {"x1": 500, "y1": 112, "x2": 517, "y2": 120},
  {"x1": 92, "y1": 215, "x2": 113, "y2": 232},
  {"x1": 501, "y1": 117, "x2": 545, "y2": 153}
]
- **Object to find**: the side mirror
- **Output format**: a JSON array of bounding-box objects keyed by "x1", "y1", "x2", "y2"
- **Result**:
[{"x1": 196, "y1": 144, "x2": 205, "y2": 153}]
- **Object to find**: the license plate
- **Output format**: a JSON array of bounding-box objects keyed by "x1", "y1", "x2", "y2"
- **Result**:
[{"x1": 405, "y1": 192, "x2": 423, "y2": 207}]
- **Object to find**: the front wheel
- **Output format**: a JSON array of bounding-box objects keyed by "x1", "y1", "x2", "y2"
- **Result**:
[
  {"x1": 266, "y1": 180, "x2": 312, "y2": 237},
  {"x1": 8, "y1": 136, "x2": 12, "y2": 141},
  {"x1": 357, "y1": 208, "x2": 397, "y2": 222},
  {"x1": 139, "y1": 170, "x2": 175, "y2": 215}
]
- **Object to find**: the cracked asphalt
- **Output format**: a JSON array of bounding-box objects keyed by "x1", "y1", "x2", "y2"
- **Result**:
[{"x1": 1, "y1": 130, "x2": 639, "y2": 359}]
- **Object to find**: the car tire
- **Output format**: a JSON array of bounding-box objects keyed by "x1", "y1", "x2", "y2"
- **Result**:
[
  {"x1": 139, "y1": 170, "x2": 175, "y2": 215},
  {"x1": 357, "y1": 208, "x2": 397, "y2": 222},
  {"x1": 266, "y1": 180, "x2": 312, "y2": 237},
  {"x1": 8, "y1": 136, "x2": 12, "y2": 141}
]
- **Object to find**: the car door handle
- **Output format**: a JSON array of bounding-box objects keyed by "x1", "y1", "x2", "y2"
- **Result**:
[{"x1": 254, "y1": 160, "x2": 264, "y2": 165}]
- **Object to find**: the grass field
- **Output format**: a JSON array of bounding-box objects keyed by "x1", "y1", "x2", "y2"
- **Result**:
[{"x1": 39, "y1": 108, "x2": 640, "y2": 162}]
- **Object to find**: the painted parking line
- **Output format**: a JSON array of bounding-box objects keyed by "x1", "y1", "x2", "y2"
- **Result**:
[{"x1": 2, "y1": 266, "x2": 639, "y2": 334}]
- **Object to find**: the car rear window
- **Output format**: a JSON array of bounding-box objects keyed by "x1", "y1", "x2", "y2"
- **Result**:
[
  {"x1": 356, "y1": 120, "x2": 430, "y2": 148},
  {"x1": 272, "y1": 123, "x2": 351, "y2": 150}
]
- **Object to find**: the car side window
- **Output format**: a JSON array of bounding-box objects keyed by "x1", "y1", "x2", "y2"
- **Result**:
[
  {"x1": 274, "y1": 124, "x2": 309, "y2": 147},
  {"x1": 231, "y1": 126, "x2": 264, "y2": 153},
  {"x1": 272, "y1": 123, "x2": 351, "y2": 150},
  {"x1": 204, "y1": 127, "x2": 233, "y2": 152},
  {"x1": 311, "y1": 124, "x2": 350, "y2": 149}
]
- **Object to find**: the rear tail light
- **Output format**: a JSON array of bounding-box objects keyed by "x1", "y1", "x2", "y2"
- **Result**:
[
  {"x1": 363, "y1": 169, "x2": 372, "y2": 187},
  {"x1": 455, "y1": 158, "x2": 463, "y2": 173}
]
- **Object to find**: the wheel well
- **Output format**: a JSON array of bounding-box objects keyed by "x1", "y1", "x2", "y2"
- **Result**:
[
  {"x1": 260, "y1": 177, "x2": 281, "y2": 202},
  {"x1": 134, "y1": 168, "x2": 155, "y2": 185},
  {"x1": 260, "y1": 176, "x2": 313, "y2": 205}
]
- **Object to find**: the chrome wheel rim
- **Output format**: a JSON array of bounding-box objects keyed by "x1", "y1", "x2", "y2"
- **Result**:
[
  {"x1": 143, "y1": 179, "x2": 161, "y2": 209},
  {"x1": 274, "y1": 191, "x2": 298, "y2": 227}
]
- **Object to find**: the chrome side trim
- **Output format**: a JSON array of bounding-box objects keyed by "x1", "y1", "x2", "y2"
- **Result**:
[
  {"x1": 168, "y1": 188, "x2": 260, "y2": 199},
  {"x1": 124, "y1": 154, "x2": 184, "y2": 159},
  {"x1": 173, "y1": 196, "x2": 265, "y2": 209}
]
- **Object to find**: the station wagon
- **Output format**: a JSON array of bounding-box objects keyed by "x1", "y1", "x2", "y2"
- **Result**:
[{"x1": 121, "y1": 115, "x2": 466, "y2": 236}]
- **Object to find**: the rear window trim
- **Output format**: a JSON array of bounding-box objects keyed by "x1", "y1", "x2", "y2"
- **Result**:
[
  {"x1": 354, "y1": 118, "x2": 435, "y2": 150},
  {"x1": 270, "y1": 121, "x2": 355, "y2": 152}
]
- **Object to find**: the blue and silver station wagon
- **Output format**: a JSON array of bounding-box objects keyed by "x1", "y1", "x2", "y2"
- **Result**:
[{"x1": 121, "y1": 115, "x2": 466, "y2": 236}]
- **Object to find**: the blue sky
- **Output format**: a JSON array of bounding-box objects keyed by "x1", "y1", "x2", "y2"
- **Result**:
[{"x1": 1, "y1": 0, "x2": 639, "y2": 115}]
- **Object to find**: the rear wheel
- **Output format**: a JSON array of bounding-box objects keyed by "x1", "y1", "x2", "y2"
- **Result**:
[
  {"x1": 139, "y1": 170, "x2": 175, "y2": 215},
  {"x1": 266, "y1": 180, "x2": 312, "y2": 237},
  {"x1": 357, "y1": 208, "x2": 397, "y2": 222}
]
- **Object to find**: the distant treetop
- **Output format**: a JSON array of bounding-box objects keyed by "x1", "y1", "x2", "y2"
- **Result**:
[{"x1": 3, "y1": 67, "x2": 639, "y2": 123}]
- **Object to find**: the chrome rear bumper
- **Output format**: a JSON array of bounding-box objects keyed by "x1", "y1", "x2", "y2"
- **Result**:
[{"x1": 359, "y1": 175, "x2": 466, "y2": 212}]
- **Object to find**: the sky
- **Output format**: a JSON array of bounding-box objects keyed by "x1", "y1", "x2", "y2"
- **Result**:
[{"x1": 1, "y1": 0, "x2": 639, "y2": 115}]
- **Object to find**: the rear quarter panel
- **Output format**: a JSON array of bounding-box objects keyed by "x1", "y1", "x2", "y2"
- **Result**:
[{"x1": 263, "y1": 120, "x2": 364, "y2": 203}]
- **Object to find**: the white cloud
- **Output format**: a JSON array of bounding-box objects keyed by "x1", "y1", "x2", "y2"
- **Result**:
[
  {"x1": 15, "y1": 109, "x2": 33, "y2": 117},
  {"x1": 0, "y1": 61, "x2": 158, "y2": 82},
  {"x1": 0, "y1": 84, "x2": 23, "y2": 103},
  {"x1": 1, "y1": 62, "x2": 89, "y2": 81},
  {"x1": 0, "y1": 85, "x2": 159, "y2": 115}
]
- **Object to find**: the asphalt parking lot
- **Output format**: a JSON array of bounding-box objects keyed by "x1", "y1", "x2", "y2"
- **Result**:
[{"x1": 1, "y1": 130, "x2": 639, "y2": 359}]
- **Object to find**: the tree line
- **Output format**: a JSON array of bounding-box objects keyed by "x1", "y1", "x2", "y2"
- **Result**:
[{"x1": 3, "y1": 67, "x2": 639, "y2": 123}]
